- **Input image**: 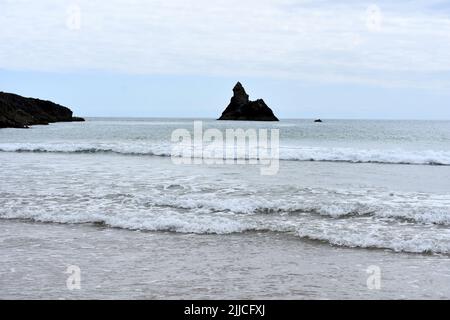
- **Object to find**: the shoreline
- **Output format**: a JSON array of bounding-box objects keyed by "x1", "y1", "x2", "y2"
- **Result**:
[
  {"x1": 1, "y1": 219, "x2": 449, "y2": 300},
  {"x1": 2, "y1": 217, "x2": 449, "y2": 257}
]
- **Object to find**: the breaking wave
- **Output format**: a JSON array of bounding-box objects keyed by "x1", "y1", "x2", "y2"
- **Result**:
[
  {"x1": 1, "y1": 189, "x2": 449, "y2": 254},
  {"x1": 1, "y1": 143, "x2": 450, "y2": 166}
]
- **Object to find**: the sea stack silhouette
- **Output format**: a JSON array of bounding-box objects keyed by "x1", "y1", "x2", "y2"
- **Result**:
[
  {"x1": 218, "y1": 82, "x2": 279, "y2": 121},
  {"x1": 0, "y1": 92, "x2": 84, "y2": 129}
]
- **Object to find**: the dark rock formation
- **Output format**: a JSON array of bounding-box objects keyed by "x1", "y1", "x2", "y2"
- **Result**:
[
  {"x1": 218, "y1": 82, "x2": 279, "y2": 121},
  {"x1": 0, "y1": 92, "x2": 84, "y2": 128}
]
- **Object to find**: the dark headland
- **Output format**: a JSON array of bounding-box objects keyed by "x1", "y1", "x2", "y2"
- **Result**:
[
  {"x1": 218, "y1": 82, "x2": 279, "y2": 121},
  {"x1": 0, "y1": 92, "x2": 84, "y2": 128}
]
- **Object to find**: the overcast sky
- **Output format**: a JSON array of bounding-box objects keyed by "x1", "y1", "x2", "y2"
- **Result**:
[{"x1": 1, "y1": 0, "x2": 450, "y2": 119}]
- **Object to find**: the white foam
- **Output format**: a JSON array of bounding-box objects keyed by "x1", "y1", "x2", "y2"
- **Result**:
[
  {"x1": 296, "y1": 225, "x2": 450, "y2": 254},
  {"x1": 1, "y1": 188, "x2": 449, "y2": 254},
  {"x1": 279, "y1": 146, "x2": 450, "y2": 166},
  {"x1": 146, "y1": 191, "x2": 450, "y2": 225},
  {"x1": 1, "y1": 142, "x2": 450, "y2": 166},
  {"x1": 2, "y1": 208, "x2": 449, "y2": 254}
]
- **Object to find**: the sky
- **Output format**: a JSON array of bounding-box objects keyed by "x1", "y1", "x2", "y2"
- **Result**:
[{"x1": 1, "y1": 0, "x2": 450, "y2": 119}]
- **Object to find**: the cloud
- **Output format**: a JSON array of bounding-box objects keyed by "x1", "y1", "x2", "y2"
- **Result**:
[{"x1": 1, "y1": 0, "x2": 450, "y2": 89}]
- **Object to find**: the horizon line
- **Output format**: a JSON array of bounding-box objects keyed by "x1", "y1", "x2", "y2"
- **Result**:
[{"x1": 79, "y1": 116, "x2": 450, "y2": 122}]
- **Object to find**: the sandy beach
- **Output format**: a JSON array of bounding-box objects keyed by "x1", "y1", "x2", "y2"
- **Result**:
[{"x1": 2, "y1": 219, "x2": 450, "y2": 299}]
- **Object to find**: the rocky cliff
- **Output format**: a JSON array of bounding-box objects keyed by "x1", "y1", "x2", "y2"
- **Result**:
[{"x1": 0, "y1": 92, "x2": 84, "y2": 128}]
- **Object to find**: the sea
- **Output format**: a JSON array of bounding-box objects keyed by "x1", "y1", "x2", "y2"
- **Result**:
[{"x1": 0, "y1": 118, "x2": 449, "y2": 299}]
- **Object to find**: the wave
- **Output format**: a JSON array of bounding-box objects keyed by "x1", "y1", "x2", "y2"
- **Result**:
[
  {"x1": 1, "y1": 143, "x2": 450, "y2": 166},
  {"x1": 280, "y1": 146, "x2": 450, "y2": 166},
  {"x1": 1, "y1": 188, "x2": 449, "y2": 254},
  {"x1": 295, "y1": 229, "x2": 450, "y2": 254},
  {"x1": 0, "y1": 143, "x2": 173, "y2": 157},
  {"x1": 2, "y1": 212, "x2": 449, "y2": 255},
  {"x1": 2, "y1": 188, "x2": 449, "y2": 225},
  {"x1": 144, "y1": 192, "x2": 450, "y2": 225}
]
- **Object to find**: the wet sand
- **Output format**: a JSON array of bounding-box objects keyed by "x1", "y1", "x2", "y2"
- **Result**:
[{"x1": 1, "y1": 220, "x2": 449, "y2": 299}]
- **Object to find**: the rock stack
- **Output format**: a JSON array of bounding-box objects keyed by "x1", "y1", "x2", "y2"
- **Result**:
[{"x1": 218, "y1": 82, "x2": 279, "y2": 121}]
